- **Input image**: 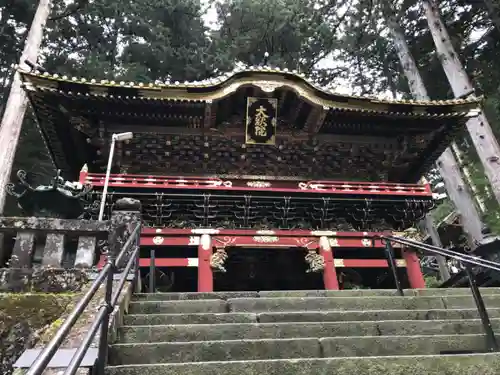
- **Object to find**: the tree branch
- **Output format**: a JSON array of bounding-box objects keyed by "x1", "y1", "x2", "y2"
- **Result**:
[{"x1": 49, "y1": 0, "x2": 89, "y2": 21}]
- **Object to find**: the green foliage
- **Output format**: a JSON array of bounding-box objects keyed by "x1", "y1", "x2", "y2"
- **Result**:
[
  {"x1": 432, "y1": 199, "x2": 454, "y2": 224},
  {"x1": 1, "y1": 0, "x2": 500, "y2": 235},
  {"x1": 43, "y1": 0, "x2": 220, "y2": 81},
  {"x1": 214, "y1": 0, "x2": 350, "y2": 78},
  {"x1": 424, "y1": 275, "x2": 441, "y2": 288}
]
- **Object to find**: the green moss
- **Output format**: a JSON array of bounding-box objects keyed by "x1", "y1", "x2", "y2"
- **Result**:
[
  {"x1": 432, "y1": 199, "x2": 453, "y2": 223},
  {"x1": 0, "y1": 293, "x2": 74, "y2": 335},
  {"x1": 424, "y1": 275, "x2": 441, "y2": 288},
  {"x1": 0, "y1": 293, "x2": 79, "y2": 375}
]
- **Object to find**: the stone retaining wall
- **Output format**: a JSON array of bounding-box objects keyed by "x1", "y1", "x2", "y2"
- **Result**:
[{"x1": 6, "y1": 278, "x2": 136, "y2": 375}]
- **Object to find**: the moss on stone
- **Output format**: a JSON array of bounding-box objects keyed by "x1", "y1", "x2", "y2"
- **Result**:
[
  {"x1": 0, "y1": 293, "x2": 75, "y2": 343},
  {"x1": 0, "y1": 293, "x2": 77, "y2": 375}
]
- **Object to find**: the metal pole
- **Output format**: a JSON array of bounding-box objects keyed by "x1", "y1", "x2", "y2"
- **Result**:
[
  {"x1": 384, "y1": 240, "x2": 404, "y2": 296},
  {"x1": 98, "y1": 135, "x2": 116, "y2": 221},
  {"x1": 149, "y1": 249, "x2": 155, "y2": 293},
  {"x1": 63, "y1": 308, "x2": 106, "y2": 375},
  {"x1": 134, "y1": 228, "x2": 141, "y2": 293},
  {"x1": 463, "y1": 263, "x2": 498, "y2": 351},
  {"x1": 96, "y1": 253, "x2": 115, "y2": 375}
]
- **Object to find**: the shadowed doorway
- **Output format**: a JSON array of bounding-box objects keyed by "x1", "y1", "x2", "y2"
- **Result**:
[{"x1": 214, "y1": 247, "x2": 324, "y2": 291}]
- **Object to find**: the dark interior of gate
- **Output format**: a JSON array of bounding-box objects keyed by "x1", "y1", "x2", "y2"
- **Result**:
[
  {"x1": 138, "y1": 243, "x2": 410, "y2": 292},
  {"x1": 19, "y1": 68, "x2": 482, "y2": 292}
]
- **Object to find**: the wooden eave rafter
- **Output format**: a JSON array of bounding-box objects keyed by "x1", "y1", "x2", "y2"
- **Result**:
[
  {"x1": 20, "y1": 68, "x2": 482, "y2": 118},
  {"x1": 203, "y1": 100, "x2": 216, "y2": 130},
  {"x1": 307, "y1": 106, "x2": 329, "y2": 134}
]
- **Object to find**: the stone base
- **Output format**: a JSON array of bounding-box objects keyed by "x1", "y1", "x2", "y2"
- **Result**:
[{"x1": 0, "y1": 268, "x2": 89, "y2": 293}]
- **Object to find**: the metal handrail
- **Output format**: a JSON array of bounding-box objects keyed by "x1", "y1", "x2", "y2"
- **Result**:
[
  {"x1": 26, "y1": 223, "x2": 142, "y2": 375},
  {"x1": 380, "y1": 234, "x2": 499, "y2": 352},
  {"x1": 385, "y1": 235, "x2": 500, "y2": 271}
]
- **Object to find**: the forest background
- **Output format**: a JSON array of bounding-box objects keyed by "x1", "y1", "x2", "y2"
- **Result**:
[{"x1": 0, "y1": 0, "x2": 499, "y2": 231}]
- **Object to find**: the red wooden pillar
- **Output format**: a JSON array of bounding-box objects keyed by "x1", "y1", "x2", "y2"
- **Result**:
[
  {"x1": 79, "y1": 164, "x2": 88, "y2": 184},
  {"x1": 403, "y1": 248, "x2": 426, "y2": 289},
  {"x1": 319, "y1": 236, "x2": 339, "y2": 290},
  {"x1": 198, "y1": 234, "x2": 213, "y2": 292}
]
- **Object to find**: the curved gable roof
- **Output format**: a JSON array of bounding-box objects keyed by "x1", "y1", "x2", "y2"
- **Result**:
[{"x1": 19, "y1": 66, "x2": 482, "y2": 116}]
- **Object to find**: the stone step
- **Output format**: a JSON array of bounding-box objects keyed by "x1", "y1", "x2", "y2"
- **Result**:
[
  {"x1": 227, "y1": 295, "x2": 500, "y2": 313},
  {"x1": 257, "y1": 308, "x2": 500, "y2": 323},
  {"x1": 132, "y1": 292, "x2": 259, "y2": 301},
  {"x1": 128, "y1": 299, "x2": 227, "y2": 314},
  {"x1": 128, "y1": 295, "x2": 500, "y2": 314},
  {"x1": 123, "y1": 308, "x2": 500, "y2": 326},
  {"x1": 124, "y1": 312, "x2": 257, "y2": 326},
  {"x1": 110, "y1": 334, "x2": 488, "y2": 365},
  {"x1": 109, "y1": 337, "x2": 320, "y2": 365},
  {"x1": 131, "y1": 288, "x2": 500, "y2": 301},
  {"x1": 118, "y1": 319, "x2": 500, "y2": 343},
  {"x1": 106, "y1": 351, "x2": 500, "y2": 375},
  {"x1": 260, "y1": 288, "x2": 500, "y2": 298}
]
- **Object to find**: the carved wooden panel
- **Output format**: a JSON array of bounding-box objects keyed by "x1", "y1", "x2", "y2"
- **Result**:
[{"x1": 120, "y1": 133, "x2": 417, "y2": 181}]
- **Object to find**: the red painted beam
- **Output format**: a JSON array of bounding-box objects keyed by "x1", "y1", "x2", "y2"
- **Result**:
[
  {"x1": 142, "y1": 228, "x2": 388, "y2": 237},
  {"x1": 84, "y1": 173, "x2": 432, "y2": 197},
  {"x1": 138, "y1": 258, "x2": 198, "y2": 267},
  {"x1": 140, "y1": 234, "x2": 388, "y2": 249},
  {"x1": 141, "y1": 236, "x2": 201, "y2": 246},
  {"x1": 133, "y1": 257, "x2": 406, "y2": 268}
]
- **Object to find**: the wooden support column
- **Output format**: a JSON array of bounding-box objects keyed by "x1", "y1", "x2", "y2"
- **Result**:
[
  {"x1": 79, "y1": 164, "x2": 88, "y2": 184},
  {"x1": 41, "y1": 233, "x2": 65, "y2": 267},
  {"x1": 402, "y1": 248, "x2": 426, "y2": 289},
  {"x1": 319, "y1": 236, "x2": 339, "y2": 290},
  {"x1": 198, "y1": 234, "x2": 213, "y2": 292}
]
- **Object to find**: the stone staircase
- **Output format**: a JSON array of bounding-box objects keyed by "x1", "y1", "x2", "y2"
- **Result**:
[{"x1": 105, "y1": 289, "x2": 500, "y2": 375}]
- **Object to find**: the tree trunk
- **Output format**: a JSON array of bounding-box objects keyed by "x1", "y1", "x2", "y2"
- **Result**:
[
  {"x1": 387, "y1": 15, "x2": 483, "y2": 240},
  {"x1": 0, "y1": 0, "x2": 52, "y2": 214},
  {"x1": 386, "y1": 13, "x2": 484, "y2": 279},
  {"x1": 423, "y1": 0, "x2": 500, "y2": 207}
]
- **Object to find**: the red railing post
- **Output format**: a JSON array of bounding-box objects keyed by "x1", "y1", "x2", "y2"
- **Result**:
[
  {"x1": 79, "y1": 164, "x2": 88, "y2": 185},
  {"x1": 402, "y1": 248, "x2": 426, "y2": 289},
  {"x1": 319, "y1": 236, "x2": 339, "y2": 290},
  {"x1": 198, "y1": 234, "x2": 213, "y2": 292}
]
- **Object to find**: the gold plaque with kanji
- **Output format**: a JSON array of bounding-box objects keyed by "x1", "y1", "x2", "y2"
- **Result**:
[{"x1": 245, "y1": 97, "x2": 277, "y2": 145}]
